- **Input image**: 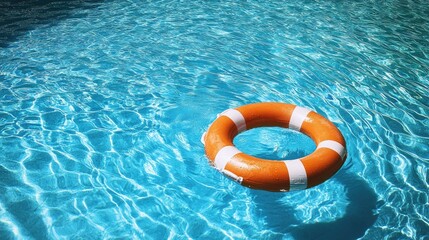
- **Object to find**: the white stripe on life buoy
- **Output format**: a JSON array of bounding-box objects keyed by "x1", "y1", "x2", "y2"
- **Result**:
[
  {"x1": 289, "y1": 106, "x2": 311, "y2": 131},
  {"x1": 284, "y1": 159, "x2": 308, "y2": 190},
  {"x1": 317, "y1": 140, "x2": 346, "y2": 160},
  {"x1": 220, "y1": 109, "x2": 246, "y2": 133},
  {"x1": 214, "y1": 146, "x2": 241, "y2": 171}
]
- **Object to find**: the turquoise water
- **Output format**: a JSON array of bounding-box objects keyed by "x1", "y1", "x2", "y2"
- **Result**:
[{"x1": 1, "y1": 0, "x2": 428, "y2": 239}]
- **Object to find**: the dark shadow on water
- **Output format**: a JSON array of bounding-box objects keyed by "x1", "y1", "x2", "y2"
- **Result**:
[
  {"x1": 0, "y1": 0, "x2": 105, "y2": 48},
  {"x1": 252, "y1": 171, "x2": 380, "y2": 240},
  {"x1": 0, "y1": 166, "x2": 49, "y2": 239}
]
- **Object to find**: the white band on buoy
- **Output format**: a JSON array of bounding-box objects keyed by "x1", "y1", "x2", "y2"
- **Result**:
[
  {"x1": 284, "y1": 160, "x2": 308, "y2": 190},
  {"x1": 289, "y1": 106, "x2": 311, "y2": 131},
  {"x1": 214, "y1": 146, "x2": 241, "y2": 170},
  {"x1": 220, "y1": 109, "x2": 246, "y2": 133},
  {"x1": 317, "y1": 140, "x2": 346, "y2": 160}
]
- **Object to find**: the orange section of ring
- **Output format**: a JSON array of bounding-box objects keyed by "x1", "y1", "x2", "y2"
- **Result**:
[{"x1": 202, "y1": 102, "x2": 347, "y2": 192}]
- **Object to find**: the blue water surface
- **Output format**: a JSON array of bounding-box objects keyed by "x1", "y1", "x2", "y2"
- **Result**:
[{"x1": 0, "y1": 0, "x2": 428, "y2": 239}]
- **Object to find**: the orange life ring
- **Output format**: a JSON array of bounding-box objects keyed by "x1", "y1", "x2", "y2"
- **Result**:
[{"x1": 202, "y1": 102, "x2": 347, "y2": 192}]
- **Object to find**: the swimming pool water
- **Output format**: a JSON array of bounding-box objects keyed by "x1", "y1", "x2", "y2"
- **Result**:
[{"x1": 0, "y1": 0, "x2": 428, "y2": 239}]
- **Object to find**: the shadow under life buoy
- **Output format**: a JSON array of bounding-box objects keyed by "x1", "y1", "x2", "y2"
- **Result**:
[{"x1": 252, "y1": 171, "x2": 380, "y2": 240}]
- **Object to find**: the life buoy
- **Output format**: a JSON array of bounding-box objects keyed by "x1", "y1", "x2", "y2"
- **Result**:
[{"x1": 201, "y1": 102, "x2": 347, "y2": 192}]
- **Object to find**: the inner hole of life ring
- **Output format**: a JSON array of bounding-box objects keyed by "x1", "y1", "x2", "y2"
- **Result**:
[{"x1": 233, "y1": 127, "x2": 316, "y2": 160}]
